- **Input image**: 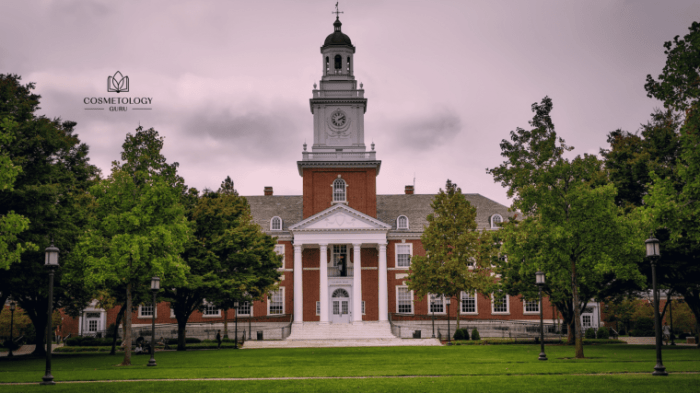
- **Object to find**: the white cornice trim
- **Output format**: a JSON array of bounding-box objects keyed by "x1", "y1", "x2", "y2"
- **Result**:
[{"x1": 289, "y1": 204, "x2": 391, "y2": 232}]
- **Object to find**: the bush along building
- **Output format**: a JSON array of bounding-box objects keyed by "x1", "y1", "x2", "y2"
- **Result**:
[{"x1": 60, "y1": 15, "x2": 603, "y2": 343}]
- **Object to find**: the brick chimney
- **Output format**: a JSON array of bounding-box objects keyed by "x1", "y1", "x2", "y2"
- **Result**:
[
  {"x1": 264, "y1": 186, "x2": 273, "y2": 196},
  {"x1": 405, "y1": 185, "x2": 414, "y2": 195}
]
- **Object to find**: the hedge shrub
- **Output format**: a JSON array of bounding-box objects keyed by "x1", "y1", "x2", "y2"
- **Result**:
[
  {"x1": 597, "y1": 327, "x2": 610, "y2": 339},
  {"x1": 166, "y1": 337, "x2": 201, "y2": 345},
  {"x1": 471, "y1": 329, "x2": 480, "y2": 341},
  {"x1": 584, "y1": 328, "x2": 596, "y2": 339}
]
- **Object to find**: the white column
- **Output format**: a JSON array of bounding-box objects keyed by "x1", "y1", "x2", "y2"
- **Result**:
[
  {"x1": 293, "y1": 244, "x2": 303, "y2": 324},
  {"x1": 319, "y1": 243, "x2": 329, "y2": 324},
  {"x1": 352, "y1": 243, "x2": 363, "y2": 324},
  {"x1": 378, "y1": 242, "x2": 388, "y2": 321}
]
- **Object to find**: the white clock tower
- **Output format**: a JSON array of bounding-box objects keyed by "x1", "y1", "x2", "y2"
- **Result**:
[{"x1": 309, "y1": 16, "x2": 368, "y2": 153}]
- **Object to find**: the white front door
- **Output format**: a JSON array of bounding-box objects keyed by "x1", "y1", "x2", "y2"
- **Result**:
[{"x1": 330, "y1": 288, "x2": 351, "y2": 323}]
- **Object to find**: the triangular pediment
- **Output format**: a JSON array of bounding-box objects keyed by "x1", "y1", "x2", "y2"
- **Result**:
[{"x1": 289, "y1": 204, "x2": 391, "y2": 232}]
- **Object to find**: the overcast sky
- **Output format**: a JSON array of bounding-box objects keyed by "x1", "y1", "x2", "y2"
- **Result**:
[{"x1": 2, "y1": 0, "x2": 698, "y2": 206}]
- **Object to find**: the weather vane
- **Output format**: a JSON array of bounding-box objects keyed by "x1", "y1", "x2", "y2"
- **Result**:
[{"x1": 332, "y1": 2, "x2": 343, "y2": 18}]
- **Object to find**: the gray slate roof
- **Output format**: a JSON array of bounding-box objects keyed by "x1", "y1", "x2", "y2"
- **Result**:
[{"x1": 243, "y1": 193, "x2": 512, "y2": 234}]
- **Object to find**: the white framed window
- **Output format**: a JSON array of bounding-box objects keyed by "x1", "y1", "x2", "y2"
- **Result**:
[
  {"x1": 429, "y1": 294, "x2": 446, "y2": 314},
  {"x1": 268, "y1": 287, "x2": 285, "y2": 315},
  {"x1": 203, "y1": 302, "x2": 221, "y2": 317},
  {"x1": 395, "y1": 243, "x2": 412, "y2": 268},
  {"x1": 316, "y1": 301, "x2": 321, "y2": 316},
  {"x1": 332, "y1": 177, "x2": 347, "y2": 203},
  {"x1": 396, "y1": 286, "x2": 414, "y2": 314},
  {"x1": 270, "y1": 216, "x2": 282, "y2": 231},
  {"x1": 88, "y1": 320, "x2": 98, "y2": 332},
  {"x1": 397, "y1": 215, "x2": 409, "y2": 230},
  {"x1": 237, "y1": 301, "x2": 251, "y2": 316},
  {"x1": 138, "y1": 304, "x2": 156, "y2": 318},
  {"x1": 491, "y1": 292, "x2": 510, "y2": 314},
  {"x1": 275, "y1": 244, "x2": 285, "y2": 269},
  {"x1": 170, "y1": 306, "x2": 176, "y2": 319},
  {"x1": 461, "y1": 291, "x2": 478, "y2": 314},
  {"x1": 582, "y1": 315, "x2": 592, "y2": 328},
  {"x1": 491, "y1": 214, "x2": 503, "y2": 228},
  {"x1": 524, "y1": 299, "x2": 540, "y2": 314}
]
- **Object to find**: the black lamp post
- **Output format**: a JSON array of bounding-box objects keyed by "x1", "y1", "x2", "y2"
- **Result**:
[
  {"x1": 536, "y1": 271, "x2": 548, "y2": 361},
  {"x1": 147, "y1": 276, "x2": 160, "y2": 367},
  {"x1": 431, "y1": 296, "x2": 436, "y2": 338},
  {"x1": 234, "y1": 301, "x2": 239, "y2": 349},
  {"x1": 646, "y1": 236, "x2": 667, "y2": 376},
  {"x1": 446, "y1": 296, "x2": 452, "y2": 345},
  {"x1": 41, "y1": 242, "x2": 59, "y2": 385},
  {"x1": 8, "y1": 301, "x2": 16, "y2": 358}
]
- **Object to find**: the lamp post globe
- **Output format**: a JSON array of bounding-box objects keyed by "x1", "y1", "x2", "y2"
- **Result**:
[
  {"x1": 41, "y1": 242, "x2": 59, "y2": 385},
  {"x1": 535, "y1": 271, "x2": 547, "y2": 361},
  {"x1": 147, "y1": 276, "x2": 160, "y2": 367},
  {"x1": 646, "y1": 235, "x2": 667, "y2": 376},
  {"x1": 8, "y1": 301, "x2": 16, "y2": 358}
]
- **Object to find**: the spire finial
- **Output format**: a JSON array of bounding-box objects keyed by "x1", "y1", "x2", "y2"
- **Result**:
[{"x1": 332, "y1": 2, "x2": 343, "y2": 19}]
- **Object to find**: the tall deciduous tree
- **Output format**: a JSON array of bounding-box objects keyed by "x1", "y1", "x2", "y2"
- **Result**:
[
  {"x1": 72, "y1": 127, "x2": 189, "y2": 365},
  {"x1": 488, "y1": 97, "x2": 645, "y2": 358},
  {"x1": 0, "y1": 75, "x2": 100, "y2": 355},
  {"x1": 643, "y1": 21, "x2": 700, "y2": 341},
  {"x1": 407, "y1": 180, "x2": 494, "y2": 330},
  {"x1": 164, "y1": 177, "x2": 281, "y2": 350}
]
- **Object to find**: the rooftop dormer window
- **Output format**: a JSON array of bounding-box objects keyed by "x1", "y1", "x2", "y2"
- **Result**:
[
  {"x1": 271, "y1": 216, "x2": 282, "y2": 231},
  {"x1": 397, "y1": 215, "x2": 409, "y2": 230},
  {"x1": 491, "y1": 214, "x2": 503, "y2": 229}
]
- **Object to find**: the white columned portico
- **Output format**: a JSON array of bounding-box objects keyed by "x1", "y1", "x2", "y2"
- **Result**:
[
  {"x1": 319, "y1": 243, "x2": 329, "y2": 324},
  {"x1": 378, "y1": 242, "x2": 388, "y2": 321},
  {"x1": 293, "y1": 244, "x2": 303, "y2": 324},
  {"x1": 352, "y1": 243, "x2": 362, "y2": 324}
]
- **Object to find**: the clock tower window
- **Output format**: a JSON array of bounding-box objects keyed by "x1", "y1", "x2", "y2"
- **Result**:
[
  {"x1": 326, "y1": 56, "x2": 330, "y2": 73},
  {"x1": 332, "y1": 177, "x2": 347, "y2": 203}
]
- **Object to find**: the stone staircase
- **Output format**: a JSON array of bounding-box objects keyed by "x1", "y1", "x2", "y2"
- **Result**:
[
  {"x1": 242, "y1": 321, "x2": 442, "y2": 349},
  {"x1": 287, "y1": 321, "x2": 396, "y2": 340}
]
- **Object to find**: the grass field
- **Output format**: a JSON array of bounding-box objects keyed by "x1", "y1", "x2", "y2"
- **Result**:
[{"x1": 1, "y1": 344, "x2": 698, "y2": 392}]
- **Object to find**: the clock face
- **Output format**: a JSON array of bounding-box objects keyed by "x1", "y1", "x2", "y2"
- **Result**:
[{"x1": 331, "y1": 111, "x2": 347, "y2": 127}]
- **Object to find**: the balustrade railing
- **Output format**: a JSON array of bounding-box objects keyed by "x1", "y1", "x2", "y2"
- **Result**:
[
  {"x1": 302, "y1": 151, "x2": 376, "y2": 161},
  {"x1": 312, "y1": 89, "x2": 364, "y2": 98},
  {"x1": 328, "y1": 266, "x2": 354, "y2": 277}
]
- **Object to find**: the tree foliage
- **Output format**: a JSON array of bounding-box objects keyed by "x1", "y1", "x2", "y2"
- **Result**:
[
  {"x1": 70, "y1": 126, "x2": 189, "y2": 365},
  {"x1": 643, "y1": 21, "x2": 700, "y2": 341},
  {"x1": 488, "y1": 97, "x2": 645, "y2": 358},
  {"x1": 164, "y1": 178, "x2": 281, "y2": 350},
  {"x1": 407, "y1": 179, "x2": 495, "y2": 322},
  {"x1": 0, "y1": 74, "x2": 99, "y2": 355}
]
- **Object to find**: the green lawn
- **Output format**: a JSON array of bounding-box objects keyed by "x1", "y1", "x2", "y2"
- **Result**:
[{"x1": 1, "y1": 344, "x2": 698, "y2": 392}]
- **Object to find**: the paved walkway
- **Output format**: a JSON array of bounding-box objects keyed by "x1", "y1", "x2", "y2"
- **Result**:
[
  {"x1": 1, "y1": 372, "x2": 699, "y2": 385},
  {"x1": 0, "y1": 344, "x2": 63, "y2": 357},
  {"x1": 617, "y1": 337, "x2": 696, "y2": 346}
]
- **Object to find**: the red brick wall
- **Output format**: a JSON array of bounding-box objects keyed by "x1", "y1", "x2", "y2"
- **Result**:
[
  {"x1": 302, "y1": 167, "x2": 377, "y2": 218},
  {"x1": 302, "y1": 248, "x2": 320, "y2": 322},
  {"x1": 359, "y1": 248, "x2": 379, "y2": 321}
]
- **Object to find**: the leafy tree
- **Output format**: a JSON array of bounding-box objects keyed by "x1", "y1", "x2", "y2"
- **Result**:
[
  {"x1": 488, "y1": 97, "x2": 645, "y2": 358},
  {"x1": 164, "y1": 178, "x2": 281, "y2": 350},
  {"x1": 0, "y1": 74, "x2": 100, "y2": 355},
  {"x1": 71, "y1": 127, "x2": 189, "y2": 365},
  {"x1": 642, "y1": 21, "x2": 700, "y2": 343},
  {"x1": 407, "y1": 179, "x2": 495, "y2": 330},
  {"x1": 0, "y1": 117, "x2": 35, "y2": 272}
]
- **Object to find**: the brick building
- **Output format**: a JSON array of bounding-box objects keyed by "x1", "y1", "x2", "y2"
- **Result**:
[{"x1": 62, "y1": 16, "x2": 602, "y2": 340}]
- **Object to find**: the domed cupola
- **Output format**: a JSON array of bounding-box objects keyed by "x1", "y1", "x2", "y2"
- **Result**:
[{"x1": 323, "y1": 17, "x2": 354, "y2": 49}]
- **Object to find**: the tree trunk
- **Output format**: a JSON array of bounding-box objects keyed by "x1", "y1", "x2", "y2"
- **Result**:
[
  {"x1": 177, "y1": 318, "x2": 187, "y2": 351},
  {"x1": 567, "y1": 322, "x2": 574, "y2": 344},
  {"x1": 110, "y1": 302, "x2": 127, "y2": 355},
  {"x1": 23, "y1": 297, "x2": 48, "y2": 357},
  {"x1": 121, "y1": 282, "x2": 132, "y2": 366},
  {"x1": 223, "y1": 309, "x2": 229, "y2": 339},
  {"x1": 571, "y1": 260, "x2": 584, "y2": 358}
]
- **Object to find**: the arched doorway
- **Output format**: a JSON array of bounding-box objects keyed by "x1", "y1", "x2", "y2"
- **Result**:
[{"x1": 330, "y1": 288, "x2": 351, "y2": 324}]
